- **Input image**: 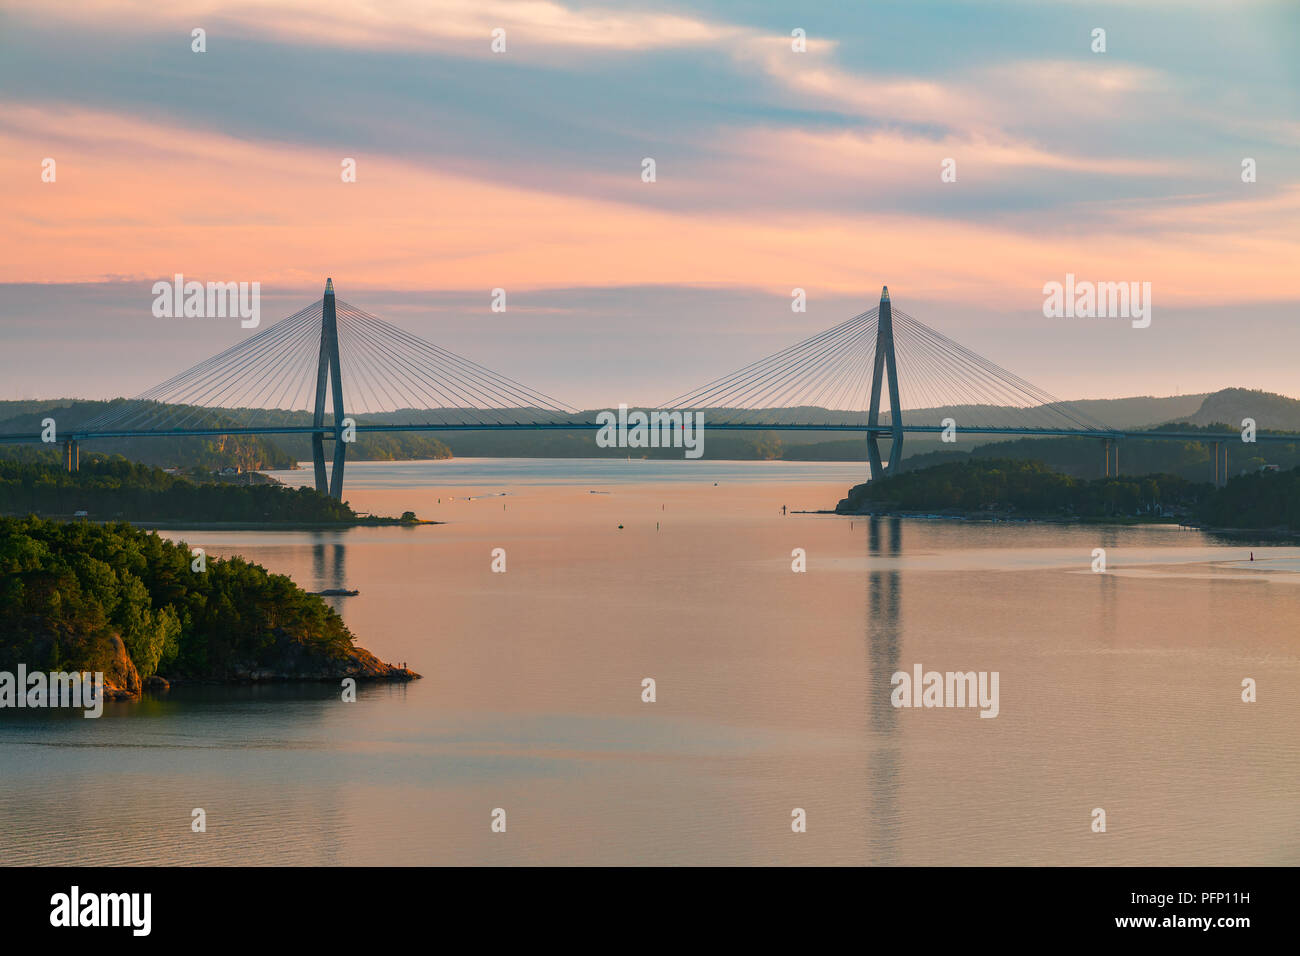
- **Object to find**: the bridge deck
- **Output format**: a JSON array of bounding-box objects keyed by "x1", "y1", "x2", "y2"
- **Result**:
[{"x1": 0, "y1": 423, "x2": 1292, "y2": 444}]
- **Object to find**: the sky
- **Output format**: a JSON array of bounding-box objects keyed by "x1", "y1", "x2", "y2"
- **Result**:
[{"x1": 1, "y1": 0, "x2": 1298, "y2": 409}]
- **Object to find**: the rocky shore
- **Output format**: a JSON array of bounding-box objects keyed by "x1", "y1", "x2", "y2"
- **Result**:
[{"x1": 99, "y1": 632, "x2": 419, "y2": 700}]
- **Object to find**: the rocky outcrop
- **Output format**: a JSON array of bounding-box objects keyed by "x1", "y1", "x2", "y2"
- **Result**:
[
  {"x1": 101, "y1": 630, "x2": 417, "y2": 699},
  {"x1": 158, "y1": 627, "x2": 419, "y2": 689},
  {"x1": 214, "y1": 650, "x2": 418, "y2": 683},
  {"x1": 102, "y1": 634, "x2": 143, "y2": 700},
  {"x1": 836, "y1": 481, "x2": 879, "y2": 514}
]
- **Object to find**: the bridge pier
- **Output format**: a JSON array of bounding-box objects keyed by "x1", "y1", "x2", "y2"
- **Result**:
[
  {"x1": 1101, "y1": 438, "x2": 1121, "y2": 477},
  {"x1": 866, "y1": 285, "x2": 903, "y2": 481},
  {"x1": 311, "y1": 278, "x2": 347, "y2": 500},
  {"x1": 1211, "y1": 440, "x2": 1227, "y2": 488},
  {"x1": 62, "y1": 439, "x2": 78, "y2": 472}
]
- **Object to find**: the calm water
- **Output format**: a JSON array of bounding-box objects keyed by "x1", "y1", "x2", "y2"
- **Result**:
[{"x1": 2, "y1": 459, "x2": 1298, "y2": 865}]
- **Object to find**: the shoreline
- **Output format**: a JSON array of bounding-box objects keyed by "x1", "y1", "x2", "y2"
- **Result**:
[
  {"x1": 827, "y1": 509, "x2": 1181, "y2": 525},
  {"x1": 3, "y1": 515, "x2": 443, "y2": 530},
  {"x1": 123, "y1": 518, "x2": 442, "y2": 530},
  {"x1": 822, "y1": 508, "x2": 1300, "y2": 537},
  {"x1": 113, "y1": 646, "x2": 422, "y2": 701},
  {"x1": 151, "y1": 669, "x2": 421, "y2": 690}
]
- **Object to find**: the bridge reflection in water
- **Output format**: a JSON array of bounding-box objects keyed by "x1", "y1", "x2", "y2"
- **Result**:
[{"x1": 866, "y1": 516, "x2": 903, "y2": 866}]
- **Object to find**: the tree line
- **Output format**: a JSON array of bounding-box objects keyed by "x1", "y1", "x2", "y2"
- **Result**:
[
  {"x1": 0, "y1": 517, "x2": 357, "y2": 681},
  {"x1": 0, "y1": 456, "x2": 356, "y2": 522},
  {"x1": 840, "y1": 457, "x2": 1300, "y2": 529}
]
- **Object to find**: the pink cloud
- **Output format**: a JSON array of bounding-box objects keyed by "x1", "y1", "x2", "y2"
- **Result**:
[{"x1": 3, "y1": 105, "x2": 1298, "y2": 307}]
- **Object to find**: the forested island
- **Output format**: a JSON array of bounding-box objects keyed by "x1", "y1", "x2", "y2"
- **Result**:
[
  {"x1": 0, "y1": 457, "x2": 426, "y2": 527},
  {"x1": 0, "y1": 517, "x2": 416, "y2": 699},
  {"x1": 836, "y1": 458, "x2": 1300, "y2": 531}
]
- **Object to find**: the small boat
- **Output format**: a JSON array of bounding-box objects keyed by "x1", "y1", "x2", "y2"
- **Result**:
[{"x1": 313, "y1": 588, "x2": 359, "y2": 597}]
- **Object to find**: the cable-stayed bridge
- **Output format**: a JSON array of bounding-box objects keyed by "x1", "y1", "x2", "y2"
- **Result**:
[{"x1": 1, "y1": 279, "x2": 1286, "y2": 497}]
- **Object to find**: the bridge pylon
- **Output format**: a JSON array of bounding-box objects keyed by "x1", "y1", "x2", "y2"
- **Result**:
[
  {"x1": 866, "y1": 285, "x2": 904, "y2": 480},
  {"x1": 311, "y1": 277, "x2": 347, "y2": 499}
]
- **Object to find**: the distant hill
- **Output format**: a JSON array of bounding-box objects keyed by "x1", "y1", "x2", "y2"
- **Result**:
[
  {"x1": 1172, "y1": 388, "x2": 1300, "y2": 432},
  {"x1": 0, "y1": 399, "x2": 296, "y2": 470},
  {"x1": 1063, "y1": 394, "x2": 1208, "y2": 429},
  {"x1": 0, "y1": 399, "x2": 450, "y2": 470}
]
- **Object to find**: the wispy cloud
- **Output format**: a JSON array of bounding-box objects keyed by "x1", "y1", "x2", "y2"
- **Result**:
[
  {"x1": 26, "y1": 0, "x2": 748, "y2": 53},
  {"x1": 2, "y1": 0, "x2": 1298, "y2": 404},
  {"x1": 4, "y1": 103, "x2": 1297, "y2": 308}
]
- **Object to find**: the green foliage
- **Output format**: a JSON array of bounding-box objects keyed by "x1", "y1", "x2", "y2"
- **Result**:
[
  {"x1": 0, "y1": 517, "x2": 357, "y2": 679},
  {"x1": 844, "y1": 457, "x2": 1300, "y2": 528},
  {"x1": 0, "y1": 400, "x2": 453, "y2": 469},
  {"x1": 274, "y1": 431, "x2": 451, "y2": 463},
  {"x1": 841, "y1": 458, "x2": 1211, "y2": 517},
  {"x1": 0, "y1": 400, "x2": 296, "y2": 470},
  {"x1": 897, "y1": 429, "x2": 1300, "y2": 482},
  {"x1": 1196, "y1": 466, "x2": 1300, "y2": 529},
  {"x1": 424, "y1": 428, "x2": 789, "y2": 459},
  {"x1": 0, "y1": 456, "x2": 357, "y2": 523}
]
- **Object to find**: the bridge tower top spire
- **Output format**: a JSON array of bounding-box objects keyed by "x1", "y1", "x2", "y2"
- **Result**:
[
  {"x1": 866, "y1": 282, "x2": 902, "y2": 480},
  {"x1": 312, "y1": 277, "x2": 345, "y2": 498}
]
